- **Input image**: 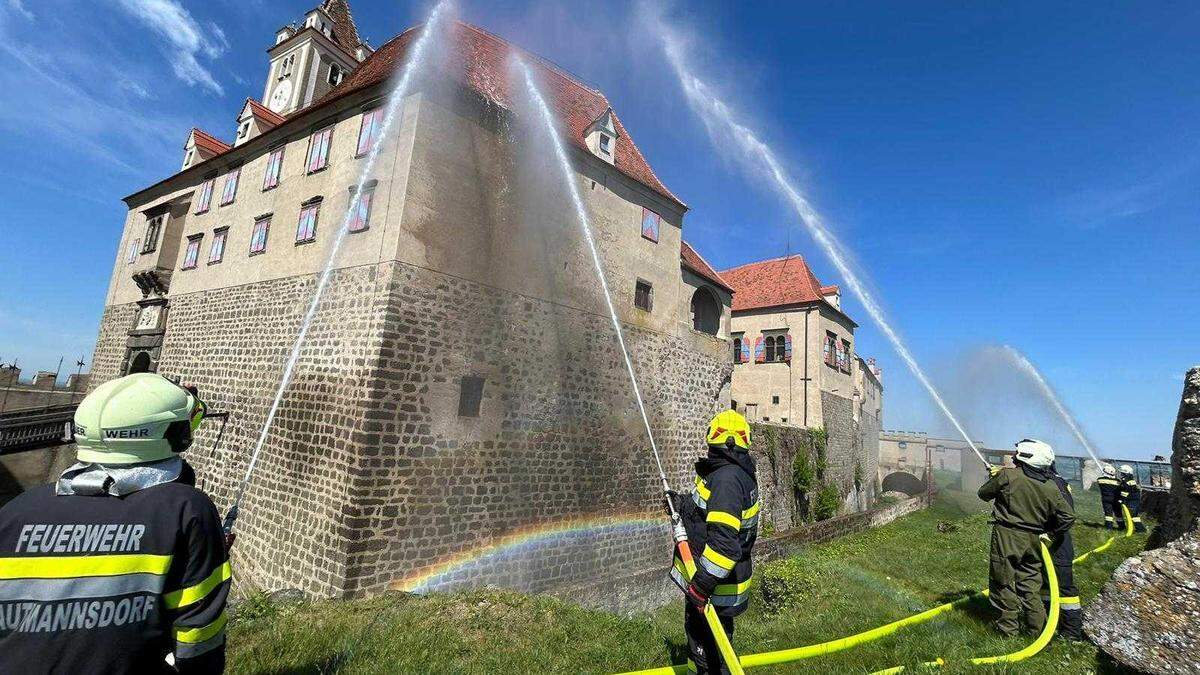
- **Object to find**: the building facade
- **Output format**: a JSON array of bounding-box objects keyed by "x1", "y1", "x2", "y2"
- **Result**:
[
  {"x1": 722, "y1": 255, "x2": 883, "y2": 512},
  {"x1": 90, "y1": 3, "x2": 736, "y2": 600}
]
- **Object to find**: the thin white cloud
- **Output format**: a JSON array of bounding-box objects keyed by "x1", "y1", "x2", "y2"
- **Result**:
[
  {"x1": 118, "y1": 76, "x2": 153, "y2": 100},
  {"x1": 114, "y1": 0, "x2": 227, "y2": 95},
  {"x1": 5, "y1": 0, "x2": 34, "y2": 21},
  {"x1": 1056, "y1": 158, "x2": 1199, "y2": 229}
]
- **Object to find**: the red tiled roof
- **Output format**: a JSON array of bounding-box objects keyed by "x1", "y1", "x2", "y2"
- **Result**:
[
  {"x1": 244, "y1": 98, "x2": 286, "y2": 128},
  {"x1": 189, "y1": 128, "x2": 230, "y2": 156},
  {"x1": 681, "y1": 241, "x2": 733, "y2": 293},
  {"x1": 314, "y1": 21, "x2": 684, "y2": 209},
  {"x1": 721, "y1": 254, "x2": 832, "y2": 312},
  {"x1": 820, "y1": 284, "x2": 839, "y2": 296}
]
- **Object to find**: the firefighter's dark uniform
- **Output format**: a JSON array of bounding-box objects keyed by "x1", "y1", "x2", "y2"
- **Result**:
[
  {"x1": 1096, "y1": 474, "x2": 1121, "y2": 529},
  {"x1": 1042, "y1": 470, "x2": 1082, "y2": 639},
  {"x1": 671, "y1": 450, "x2": 758, "y2": 675},
  {"x1": 0, "y1": 475, "x2": 230, "y2": 674},
  {"x1": 1117, "y1": 475, "x2": 1145, "y2": 532},
  {"x1": 978, "y1": 464, "x2": 1075, "y2": 637}
]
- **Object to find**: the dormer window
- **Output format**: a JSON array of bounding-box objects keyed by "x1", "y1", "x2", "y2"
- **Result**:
[
  {"x1": 236, "y1": 121, "x2": 250, "y2": 139},
  {"x1": 585, "y1": 108, "x2": 619, "y2": 165}
]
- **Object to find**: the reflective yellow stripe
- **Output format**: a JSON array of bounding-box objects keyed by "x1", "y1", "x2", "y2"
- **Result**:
[
  {"x1": 0, "y1": 554, "x2": 172, "y2": 580},
  {"x1": 742, "y1": 501, "x2": 760, "y2": 519},
  {"x1": 175, "y1": 611, "x2": 228, "y2": 644},
  {"x1": 694, "y1": 476, "x2": 711, "y2": 500},
  {"x1": 707, "y1": 511, "x2": 741, "y2": 530},
  {"x1": 164, "y1": 561, "x2": 231, "y2": 609},
  {"x1": 1059, "y1": 596, "x2": 1081, "y2": 604},
  {"x1": 714, "y1": 575, "x2": 753, "y2": 595},
  {"x1": 702, "y1": 545, "x2": 735, "y2": 571}
]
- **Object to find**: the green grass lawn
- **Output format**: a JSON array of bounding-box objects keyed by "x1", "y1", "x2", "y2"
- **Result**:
[{"x1": 226, "y1": 486, "x2": 1146, "y2": 674}]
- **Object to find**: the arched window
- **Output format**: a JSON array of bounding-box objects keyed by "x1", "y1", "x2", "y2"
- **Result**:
[
  {"x1": 128, "y1": 352, "x2": 152, "y2": 374},
  {"x1": 690, "y1": 287, "x2": 720, "y2": 335},
  {"x1": 765, "y1": 336, "x2": 776, "y2": 362},
  {"x1": 732, "y1": 337, "x2": 742, "y2": 364}
]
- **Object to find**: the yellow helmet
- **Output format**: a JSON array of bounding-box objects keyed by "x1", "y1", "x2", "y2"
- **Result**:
[{"x1": 707, "y1": 409, "x2": 751, "y2": 450}]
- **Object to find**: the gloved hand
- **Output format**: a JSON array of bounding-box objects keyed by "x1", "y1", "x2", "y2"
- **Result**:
[
  {"x1": 662, "y1": 490, "x2": 681, "y2": 518},
  {"x1": 1039, "y1": 533, "x2": 1052, "y2": 545},
  {"x1": 987, "y1": 465, "x2": 1002, "y2": 477},
  {"x1": 684, "y1": 581, "x2": 710, "y2": 608}
]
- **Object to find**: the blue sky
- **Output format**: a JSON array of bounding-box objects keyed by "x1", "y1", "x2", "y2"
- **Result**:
[{"x1": 0, "y1": 1, "x2": 1194, "y2": 459}]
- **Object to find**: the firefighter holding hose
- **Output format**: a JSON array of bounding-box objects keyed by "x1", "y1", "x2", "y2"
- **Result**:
[
  {"x1": 668, "y1": 410, "x2": 759, "y2": 675},
  {"x1": 1096, "y1": 464, "x2": 1121, "y2": 529},
  {"x1": 1116, "y1": 464, "x2": 1146, "y2": 533},
  {"x1": 0, "y1": 373, "x2": 229, "y2": 674},
  {"x1": 978, "y1": 439, "x2": 1075, "y2": 637}
]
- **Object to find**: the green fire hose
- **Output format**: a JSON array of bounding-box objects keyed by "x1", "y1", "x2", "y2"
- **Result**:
[{"x1": 619, "y1": 504, "x2": 1135, "y2": 674}]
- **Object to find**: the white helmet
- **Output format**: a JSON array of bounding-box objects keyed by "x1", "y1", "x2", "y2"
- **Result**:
[
  {"x1": 73, "y1": 373, "x2": 204, "y2": 465},
  {"x1": 1119, "y1": 464, "x2": 1135, "y2": 477},
  {"x1": 1102, "y1": 463, "x2": 1117, "y2": 477},
  {"x1": 1014, "y1": 438, "x2": 1054, "y2": 469}
]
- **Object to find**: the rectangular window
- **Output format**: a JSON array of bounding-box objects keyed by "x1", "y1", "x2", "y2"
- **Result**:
[
  {"x1": 458, "y1": 376, "x2": 485, "y2": 417},
  {"x1": 772, "y1": 395, "x2": 780, "y2": 404},
  {"x1": 142, "y1": 214, "x2": 164, "y2": 254},
  {"x1": 263, "y1": 147, "x2": 285, "y2": 190},
  {"x1": 841, "y1": 339, "x2": 852, "y2": 372},
  {"x1": 296, "y1": 200, "x2": 321, "y2": 243},
  {"x1": 126, "y1": 240, "x2": 139, "y2": 264},
  {"x1": 250, "y1": 216, "x2": 271, "y2": 255},
  {"x1": 356, "y1": 108, "x2": 383, "y2": 157},
  {"x1": 182, "y1": 235, "x2": 202, "y2": 270},
  {"x1": 824, "y1": 332, "x2": 837, "y2": 367},
  {"x1": 641, "y1": 207, "x2": 660, "y2": 243},
  {"x1": 732, "y1": 337, "x2": 742, "y2": 364},
  {"x1": 599, "y1": 134, "x2": 611, "y2": 154},
  {"x1": 306, "y1": 125, "x2": 334, "y2": 173},
  {"x1": 634, "y1": 279, "x2": 653, "y2": 311},
  {"x1": 208, "y1": 228, "x2": 228, "y2": 264},
  {"x1": 348, "y1": 186, "x2": 374, "y2": 232},
  {"x1": 194, "y1": 178, "x2": 214, "y2": 214},
  {"x1": 219, "y1": 167, "x2": 240, "y2": 206}
]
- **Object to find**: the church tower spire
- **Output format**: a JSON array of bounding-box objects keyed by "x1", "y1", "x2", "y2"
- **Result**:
[{"x1": 261, "y1": 0, "x2": 372, "y2": 116}]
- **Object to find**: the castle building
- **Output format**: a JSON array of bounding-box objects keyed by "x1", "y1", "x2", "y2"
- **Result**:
[
  {"x1": 90, "y1": 2, "x2": 734, "y2": 600},
  {"x1": 722, "y1": 255, "x2": 883, "y2": 508}
]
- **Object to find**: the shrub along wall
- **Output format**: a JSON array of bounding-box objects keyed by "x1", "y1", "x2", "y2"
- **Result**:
[{"x1": 751, "y1": 421, "x2": 873, "y2": 532}]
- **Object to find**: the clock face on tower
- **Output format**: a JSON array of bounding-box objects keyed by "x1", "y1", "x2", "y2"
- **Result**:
[{"x1": 269, "y1": 79, "x2": 293, "y2": 113}]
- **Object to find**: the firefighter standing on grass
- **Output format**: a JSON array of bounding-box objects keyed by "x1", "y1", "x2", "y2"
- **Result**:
[
  {"x1": 1096, "y1": 464, "x2": 1121, "y2": 529},
  {"x1": 1042, "y1": 463, "x2": 1083, "y2": 640},
  {"x1": 669, "y1": 410, "x2": 759, "y2": 675},
  {"x1": 1116, "y1": 464, "x2": 1146, "y2": 532},
  {"x1": 0, "y1": 373, "x2": 229, "y2": 674},
  {"x1": 978, "y1": 439, "x2": 1075, "y2": 637}
]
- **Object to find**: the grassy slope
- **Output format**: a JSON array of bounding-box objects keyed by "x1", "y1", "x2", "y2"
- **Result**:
[{"x1": 227, "y1": 487, "x2": 1146, "y2": 674}]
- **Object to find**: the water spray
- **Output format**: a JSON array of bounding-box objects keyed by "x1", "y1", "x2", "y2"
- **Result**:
[
  {"x1": 997, "y1": 345, "x2": 1102, "y2": 464},
  {"x1": 516, "y1": 59, "x2": 744, "y2": 675},
  {"x1": 222, "y1": 0, "x2": 454, "y2": 543},
  {"x1": 658, "y1": 31, "x2": 988, "y2": 469}
]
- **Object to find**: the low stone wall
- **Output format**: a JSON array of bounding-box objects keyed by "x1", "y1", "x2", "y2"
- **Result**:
[{"x1": 557, "y1": 494, "x2": 928, "y2": 615}]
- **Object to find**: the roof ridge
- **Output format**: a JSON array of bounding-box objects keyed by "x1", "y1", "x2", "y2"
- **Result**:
[{"x1": 719, "y1": 252, "x2": 807, "y2": 273}]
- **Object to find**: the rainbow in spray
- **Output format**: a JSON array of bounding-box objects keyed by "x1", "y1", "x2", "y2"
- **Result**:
[{"x1": 392, "y1": 510, "x2": 666, "y2": 593}]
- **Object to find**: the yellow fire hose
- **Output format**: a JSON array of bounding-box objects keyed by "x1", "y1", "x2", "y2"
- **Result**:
[
  {"x1": 868, "y1": 539, "x2": 1060, "y2": 674},
  {"x1": 673, "y1": 537, "x2": 746, "y2": 675},
  {"x1": 619, "y1": 504, "x2": 1135, "y2": 675}
]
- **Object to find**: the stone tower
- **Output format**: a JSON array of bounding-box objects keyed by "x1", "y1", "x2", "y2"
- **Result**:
[{"x1": 262, "y1": 1, "x2": 372, "y2": 117}]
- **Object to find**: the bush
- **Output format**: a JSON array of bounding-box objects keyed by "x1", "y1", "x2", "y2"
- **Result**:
[
  {"x1": 814, "y1": 482, "x2": 841, "y2": 521},
  {"x1": 758, "y1": 556, "x2": 825, "y2": 614}
]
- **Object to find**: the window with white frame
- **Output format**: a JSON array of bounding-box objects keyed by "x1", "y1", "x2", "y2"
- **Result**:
[
  {"x1": 306, "y1": 125, "x2": 334, "y2": 173},
  {"x1": 194, "y1": 178, "x2": 214, "y2": 214},
  {"x1": 219, "y1": 166, "x2": 240, "y2": 206},
  {"x1": 296, "y1": 198, "x2": 321, "y2": 243},
  {"x1": 249, "y1": 215, "x2": 271, "y2": 255},
  {"x1": 208, "y1": 228, "x2": 228, "y2": 264},
  {"x1": 356, "y1": 107, "x2": 383, "y2": 157},
  {"x1": 142, "y1": 214, "x2": 165, "y2": 254},
  {"x1": 263, "y1": 146, "x2": 285, "y2": 190},
  {"x1": 348, "y1": 182, "x2": 375, "y2": 232},
  {"x1": 182, "y1": 235, "x2": 203, "y2": 270}
]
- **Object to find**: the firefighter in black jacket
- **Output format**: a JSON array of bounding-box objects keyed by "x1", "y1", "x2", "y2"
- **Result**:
[
  {"x1": 1095, "y1": 464, "x2": 1121, "y2": 529},
  {"x1": 0, "y1": 373, "x2": 229, "y2": 675},
  {"x1": 1042, "y1": 463, "x2": 1083, "y2": 640},
  {"x1": 669, "y1": 410, "x2": 759, "y2": 675},
  {"x1": 1116, "y1": 464, "x2": 1146, "y2": 532}
]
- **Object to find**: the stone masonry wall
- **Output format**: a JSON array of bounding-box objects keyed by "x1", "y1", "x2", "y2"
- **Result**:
[
  {"x1": 822, "y1": 391, "x2": 879, "y2": 513},
  {"x1": 341, "y1": 260, "x2": 731, "y2": 597}
]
